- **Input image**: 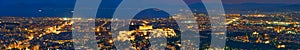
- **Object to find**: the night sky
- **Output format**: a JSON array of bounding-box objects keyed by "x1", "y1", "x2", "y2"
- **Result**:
[
  {"x1": 0, "y1": 0, "x2": 299, "y2": 17},
  {"x1": 223, "y1": 0, "x2": 300, "y2": 4}
]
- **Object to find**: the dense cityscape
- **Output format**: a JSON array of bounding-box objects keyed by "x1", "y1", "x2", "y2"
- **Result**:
[
  {"x1": 1, "y1": 12, "x2": 300, "y2": 50},
  {"x1": 2, "y1": 0, "x2": 300, "y2": 50}
]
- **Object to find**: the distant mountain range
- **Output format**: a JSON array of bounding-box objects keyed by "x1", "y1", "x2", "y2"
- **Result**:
[{"x1": 189, "y1": 3, "x2": 300, "y2": 12}]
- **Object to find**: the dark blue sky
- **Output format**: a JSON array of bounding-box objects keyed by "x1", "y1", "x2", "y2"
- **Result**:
[
  {"x1": 223, "y1": 0, "x2": 300, "y2": 4},
  {"x1": 0, "y1": 0, "x2": 299, "y2": 17}
]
